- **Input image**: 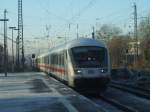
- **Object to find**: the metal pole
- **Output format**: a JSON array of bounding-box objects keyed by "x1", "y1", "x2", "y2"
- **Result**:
[
  {"x1": 9, "y1": 27, "x2": 16, "y2": 72},
  {"x1": 16, "y1": 36, "x2": 18, "y2": 66},
  {"x1": 12, "y1": 28, "x2": 14, "y2": 72},
  {"x1": 133, "y1": 3, "x2": 138, "y2": 66},
  {"x1": 14, "y1": 28, "x2": 19, "y2": 69},
  {"x1": 17, "y1": 36, "x2": 20, "y2": 68},
  {"x1": 77, "y1": 24, "x2": 79, "y2": 39},
  {"x1": 18, "y1": 0, "x2": 24, "y2": 71},
  {"x1": 4, "y1": 10, "x2": 8, "y2": 76},
  {"x1": 92, "y1": 26, "x2": 95, "y2": 39}
]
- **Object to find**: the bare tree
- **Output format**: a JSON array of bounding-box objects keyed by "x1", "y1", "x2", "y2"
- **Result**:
[
  {"x1": 138, "y1": 15, "x2": 150, "y2": 67},
  {"x1": 108, "y1": 36, "x2": 128, "y2": 68},
  {"x1": 96, "y1": 24, "x2": 122, "y2": 42}
]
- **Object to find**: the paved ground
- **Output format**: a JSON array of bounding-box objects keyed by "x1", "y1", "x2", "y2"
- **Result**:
[{"x1": 0, "y1": 72, "x2": 105, "y2": 112}]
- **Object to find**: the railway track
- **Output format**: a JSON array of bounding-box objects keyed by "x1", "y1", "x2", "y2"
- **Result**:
[
  {"x1": 99, "y1": 94, "x2": 137, "y2": 112},
  {"x1": 89, "y1": 87, "x2": 150, "y2": 112},
  {"x1": 110, "y1": 81, "x2": 150, "y2": 99}
]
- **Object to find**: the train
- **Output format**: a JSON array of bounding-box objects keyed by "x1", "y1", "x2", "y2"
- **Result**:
[{"x1": 35, "y1": 38, "x2": 111, "y2": 93}]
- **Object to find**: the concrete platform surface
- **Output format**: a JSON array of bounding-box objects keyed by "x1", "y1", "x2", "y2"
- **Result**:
[{"x1": 0, "y1": 72, "x2": 105, "y2": 112}]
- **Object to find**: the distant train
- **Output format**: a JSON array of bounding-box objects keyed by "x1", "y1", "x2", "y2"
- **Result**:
[{"x1": 36, "y1": 38, "x2": 111, "y2": 93}]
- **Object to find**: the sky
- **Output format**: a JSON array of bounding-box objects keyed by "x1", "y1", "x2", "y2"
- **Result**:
[{"x1": 0, "y1": 0, "x2": 150, "y2": 54}]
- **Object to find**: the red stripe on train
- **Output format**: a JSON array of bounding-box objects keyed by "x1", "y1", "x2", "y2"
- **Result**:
[{"x1": 37, "y1": 64, "x2": 66, "y2": 74}]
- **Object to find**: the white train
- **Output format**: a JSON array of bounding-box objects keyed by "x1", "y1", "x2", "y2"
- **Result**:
[{"x1": 36, "y1": 38, "x2": 111, "y2": 93}]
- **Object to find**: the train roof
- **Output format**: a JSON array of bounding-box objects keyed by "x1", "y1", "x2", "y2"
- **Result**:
[
  {"x1": 67, "y1": 38, "x2": 106, "y2": 48},
  {"x1": 37, "y1": 38, "x2": 107, "y2": 58},
  {"x1": 52, "y1": 38, "x2": 106, "y2": 50}
]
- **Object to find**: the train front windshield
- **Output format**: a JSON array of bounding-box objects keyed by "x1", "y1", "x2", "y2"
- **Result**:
[{"x1": 71, "y1": 46, "x2": 107, "y2": 68}]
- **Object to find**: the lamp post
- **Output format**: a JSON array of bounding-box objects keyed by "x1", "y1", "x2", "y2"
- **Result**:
[{"x1": 9, "y1": 27, "x2": 16, "y2": 72}]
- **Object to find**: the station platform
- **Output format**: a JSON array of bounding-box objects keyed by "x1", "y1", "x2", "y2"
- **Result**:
[{"x1": 0, "y1": 72, "x2": 105, "y2": 112}]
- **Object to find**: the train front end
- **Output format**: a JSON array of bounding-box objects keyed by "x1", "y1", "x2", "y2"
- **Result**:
[{"x1": 69, "y1": 41, "x2": 111, "y2": 93}]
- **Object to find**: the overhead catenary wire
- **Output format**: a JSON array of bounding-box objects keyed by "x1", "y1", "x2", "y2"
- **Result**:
[
  {"x1": 30, "y1": 0, "x2": 150, "y2": 42},
  {"x1": 0, "y1": 33, "x2": 16, "y2": 43},
  {"x1": 34, "y1": 0, "x2": 98, "y2": 39}
]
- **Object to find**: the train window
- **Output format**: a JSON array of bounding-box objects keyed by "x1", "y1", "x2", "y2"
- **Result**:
[
  {"x1": 49, "y1": 55, "x2": 51, "y2": 65},
  {"x1": 56, "y1": 54, "x2": 58, "y2": 65},
  {"x1": 51, "y1": 54, "x2": 57, "y2": 65},
  {"x1": 53, "y1": 54, "x2": 56, "y2": 65},
  {"x1": 61, "y1": 53, "x2": 64, "y2": 66},
  {"x1": 58, "y1": 54, "x2": 60, "y2": 65},
  {"x1": 70, "y1": 46, "x2": 107, "y2": 68},
  {"x1": 41, "y1": 58, "x2": 43, "y2": 63},
  {"x1": 38, "y1": 58, "x2": 40, "y2": 63},
  {"x1": 53, "y1": 54, "x2": 58, "y2": 65},
  {"x1": 44, "y1": 56, "x2": 47, "y2": 64},
  {"x1": 60, "y1": 52, "x2": 64, "y2": 66},
  {"x1": 44, "y1": 57, "x2": 46, "y2": 63},
  {"x1": 47, "y1": 56, "x2": 49, "y2": 64},
  {"x1": 50, "y1": 51, "x2": 65, "y2": 66},
  {"x1": 51, "y1": 54, "x2": 54, "y2": 64}
]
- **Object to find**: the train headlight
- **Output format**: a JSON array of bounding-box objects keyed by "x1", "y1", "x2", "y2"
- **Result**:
[
  {"x1": 100, "y1": 68, "x2": 108, "y2": 73},
  {"x1": 77, "y1": 70, "x2": 82, "y2": 73},
  {"x1": 101, "y1": 69, "x2": 104, "y2": 73},
  {"x1": 74, "y1": 69, "x2": 82, "y2": 75}
]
